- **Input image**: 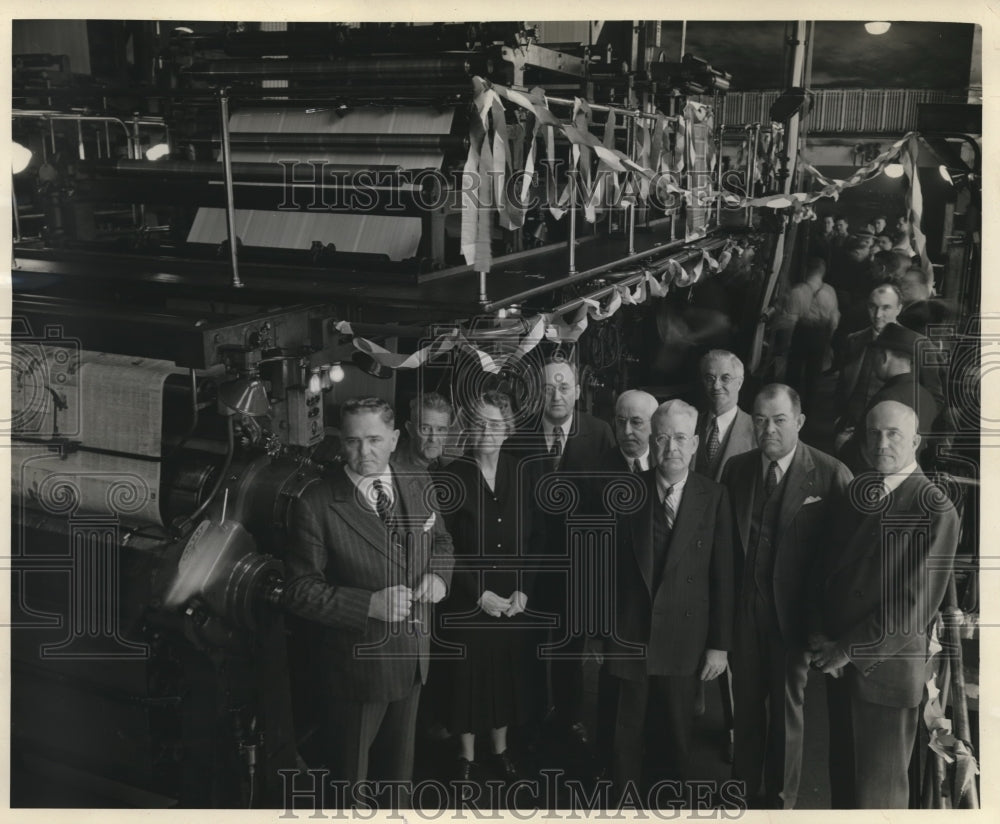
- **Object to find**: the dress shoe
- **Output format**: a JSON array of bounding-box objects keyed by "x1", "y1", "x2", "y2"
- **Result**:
[
  {"x1": 454, "y1": 757, "x2": 475, "y2": 782},
  {"x1": 492, "y1": 750, "x2": 521, "y2": 782},
  {"x1": 568, "y1": 721, "x2": 590, "y2": 747}
]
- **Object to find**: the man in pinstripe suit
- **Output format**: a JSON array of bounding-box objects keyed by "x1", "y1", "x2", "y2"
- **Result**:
[{"x1": 283, "y1": 397, "x2": 454, "y2": 789}]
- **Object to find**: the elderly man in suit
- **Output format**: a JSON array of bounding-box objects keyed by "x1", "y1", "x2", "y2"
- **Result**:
[
  {"x1": 693, "y1": 349, "x2": 753, "y2": 756},
  {"x1": 609, "y1": 399, "x2": 734, "y2": 793},
  {"x1": 282, "y1": 397, "x2": 454, "y2": 791},
  {"x1": 810, "y1": 400, "x2": 959, "y2": 808},
  {"x1": 695, "y1": 350, "x2": 755, "y2": 481},
  {"x1": 721, "y1": 384, "x2": 852, "y2": 808},
  {"x1": 508, "y1": 356, "x2": 614, "y2": 748}
]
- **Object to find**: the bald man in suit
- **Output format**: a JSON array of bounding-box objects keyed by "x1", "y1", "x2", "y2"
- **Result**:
[
  {"x1": 283, "y1": 397, "x2": 454, "y2": 791},
  {"x1": 811, "y1": 401, "x2": 958, "y2": 808}
]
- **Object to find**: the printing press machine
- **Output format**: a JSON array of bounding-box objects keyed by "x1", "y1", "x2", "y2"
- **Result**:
[{"x1": 7, "y1": 20, "x2": 866, "y2": 807}]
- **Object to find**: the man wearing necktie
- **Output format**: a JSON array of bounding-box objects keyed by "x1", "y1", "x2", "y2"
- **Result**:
[
  {"x1": 720, "y1": 384, "x2": 852, "y2": 808},
  {"x1": 693, "y1": 350, "x2": 754, "y2": 759},
  {"x1": 809, "y1": 401, "x2": 958, "y2": 808},
  {"x1": 394, "y1": 392, "x2": 455, "y2": 474},
  {"x1": 506, "y1": 357, "x2": 614, "y2": 751},
  {"x1": 590, "y1": 390, "x2": 659, "y2": 774},
  {"x1": 607, "y1": 399, "x2": 734, "y2": 796},
  {"x1": 695, "y1": 350, "x2": 755, "y2": 482},
  {"x1": 282, "y1": 397, "x2": 454, "y2": 794}
]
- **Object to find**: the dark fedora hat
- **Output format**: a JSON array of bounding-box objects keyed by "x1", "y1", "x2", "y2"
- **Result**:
[{"x1": 870, "y1": 322, "x2": 927, "y2": 357}]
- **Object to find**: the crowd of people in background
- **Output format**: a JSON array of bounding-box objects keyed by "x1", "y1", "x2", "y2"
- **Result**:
[{"x1": 280, "y1": 265, "x2": 963, "y2": 810}]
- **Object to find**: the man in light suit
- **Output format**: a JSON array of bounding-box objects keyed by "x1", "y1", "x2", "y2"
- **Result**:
[
  {"x1": 695, "y1": 350, "x2": 755, "y2": 481},
  {"x1": 810, "y1": 400, "x2": 959, "y2": 808},
  {"x1": 609, "y1": 399, "x2": 734, "y2": 792},
  {"x1": 720, "y1": 384, "x2": 852, "y2": 808},
  {"x1": 282, "y1": 397, "x2": 454, "y2": 791},
  {"x1": 693, "y1": 349, "x2": 753, "y2": 758}
]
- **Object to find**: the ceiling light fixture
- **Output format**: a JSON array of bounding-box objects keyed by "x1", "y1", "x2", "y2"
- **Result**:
[
  {"x1": 864, "y1": 22, "x2": 892, "y2": 35},
  {"x1": 883, "y1": 163, "x2": 905, "y2": 179}
]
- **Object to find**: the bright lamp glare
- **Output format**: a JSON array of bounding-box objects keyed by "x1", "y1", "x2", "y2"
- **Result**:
[
  {"x1": 883, "y1": 163, "x2": 904, "y2": 179},
  {"x1": 145, "y1": 142, "x2": 170, "y2": 161},
  {"x1": 939, "y1": 165, "x2": 953, "y2": 184},
  {"x1": 12, "y1": 142, "x2": 32, "y2": 174},
  {"x1": 329, "y1": 363, "x2": 345, "y2": 383},
  {"x1": 308, "y1": 373, "x2": 322, "y2": 394},
  {"x1": 865, "y1": 22, "x2": 892, "y2": 35}
]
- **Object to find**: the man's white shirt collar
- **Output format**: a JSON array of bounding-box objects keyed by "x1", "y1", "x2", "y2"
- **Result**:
[
  {"x1": 545, "y1": 414, "x2": 574, "y2": 450},
  {"x1": 760, "y1": 444, "x2": 797, "y2": 484},
  {"x1": 711, "y1": 405, "x2": 739, "y2": 439},
  {"x1": 622, "y1": 449, "x2": 649, "y2": 471},
  {"x1": 883, "y1": 461, "x2": 918, "y2": 495},
  {"x1": 656, "y1": 470, "x2": 689, "y2": 505},
  {"x1": 344, "y1": 465, "x2": 395, "y2": 511}
]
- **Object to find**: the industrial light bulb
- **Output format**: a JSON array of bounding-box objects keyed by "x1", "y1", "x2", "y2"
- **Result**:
[
  {"x1": 308, "y1": 372, "x2": 322, "y2": 394},
  {"x1": 864, "y1": 22, "x2": 891, "y2": 35},
  {"x1": 12, "y1": 142, "x2": 32, "y2": 174},
  {"x1": 145, "y1": 142, "x2": 170, "y2": 161},
  {"x1": 329, "y1": 363, "x2": 345, "y2": 383},
  {"x1": 883, "y1": 163, "x2": 904, "y2": 179}
]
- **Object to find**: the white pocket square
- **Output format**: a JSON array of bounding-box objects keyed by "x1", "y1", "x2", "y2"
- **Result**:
[
  {"x1": 422, "y1": 512, "x2": 436, "y2": 532},
  {"x1": 803, "y1": 496, "x2": 823, "y2": 505}
]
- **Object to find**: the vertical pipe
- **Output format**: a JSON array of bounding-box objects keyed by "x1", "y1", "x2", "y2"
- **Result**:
[
  {"x1": 12, "y1": 188, "x2": 22, "y2": 243},
  {"x1": 679, "y1": 21, "x2": 687, "y2": 60},
  {"x1": 478, "y1": 271, "x2": 488, "y2": 304},
  {"x1": 76, "y1": 119, "x2": 85, "y2": 160},
  {"x1": 48, "y1": 119, "x2": 56, "y2": 154},
  {"x1": 219, "y1": 91, "x2": 245, "y2": 289},
  {"x1": 568, "y1": 169, "x2": 577, "y2": 274},
  {"x1": 783, "y1": 21, "x2": 808, "y2": 195}
]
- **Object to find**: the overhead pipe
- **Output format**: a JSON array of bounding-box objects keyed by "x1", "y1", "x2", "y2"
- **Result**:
[{"x1": 187, "y1": 55, "x2": 489, "y2": 80}]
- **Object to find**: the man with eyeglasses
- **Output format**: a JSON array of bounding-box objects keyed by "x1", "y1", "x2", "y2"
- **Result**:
[
  {"x1": 693, "y1": 350, "x2": 752, "y2": 760},
  {"x1": 607, "y1": 399, "x2": 734, "y2": 795},
  {"x1": 695, "y1": 350, "x2": 755, "y2": 483},
  {"x1": 506, "y1": 356, "x2": 614, "y2": 754},
  {"x1": 394, "y1": 392, "x2": 454, "y2": 473}
]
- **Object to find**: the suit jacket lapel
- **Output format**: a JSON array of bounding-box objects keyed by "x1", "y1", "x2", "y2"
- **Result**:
[
  {"x1": 329, "y1": 467, "x2": 405, "y2": 569},
  {"x1": 732, "y1": 454, "x2": 756, "y2": 552},
  {"x1": 631, "y1": 474, "x2": 656, "y2": 595},
  {"x1": 663, "y1": 473, "x2": 708, "y2": 575},
  {"x1": 776, "y1": 445, "x2": 816, "y2": 538}
]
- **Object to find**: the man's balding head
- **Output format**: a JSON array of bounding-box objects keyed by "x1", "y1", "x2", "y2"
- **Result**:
[
  {"x1": 866, "y1": 400, "x2": 920, "y2": 474},
  {"x1": 614, "y1": 390, "x2": 659, "y2": 459}
]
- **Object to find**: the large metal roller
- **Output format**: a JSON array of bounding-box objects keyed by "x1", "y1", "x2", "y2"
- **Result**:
[
  {"x1": 223, "y1": 132, "x2": 469, "y2": 153},
  {"x1": 79, "y1": 159, "x2": 427, "y2": 185},
  {"x1": 186, "y1": 54, "x2": 491, "y2": 80}
]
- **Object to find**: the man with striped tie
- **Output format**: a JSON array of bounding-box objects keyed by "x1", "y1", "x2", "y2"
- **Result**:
[
  {"x1": 607, "y1": 399, "x2": 734, "y2": 796},
  {"x1": 282, "y1": 397, "x2": 454, "y2": 794}
]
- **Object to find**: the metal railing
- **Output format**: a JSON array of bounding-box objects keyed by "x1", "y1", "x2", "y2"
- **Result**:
[{"x1": 699, "y1": 88, "x2": 971, "y2": 134}]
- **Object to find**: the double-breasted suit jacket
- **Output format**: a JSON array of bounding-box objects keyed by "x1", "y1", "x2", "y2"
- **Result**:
[
  {"x1": 607, "y1": 470, "x2": 735, "y2": 682},
  {"x1": 282, "y1": 462, "x2": 455, "y2": 703}
]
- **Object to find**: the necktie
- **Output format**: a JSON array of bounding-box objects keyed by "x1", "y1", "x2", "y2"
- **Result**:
[
  {"x1": 632, "y1": 458, "x2": 642, "y2": 474},
  {"x1": 875, "y1": 473, "x2": 889, "y2": 500},
  {"x1": 372, "y1": 479, "x2": 394, "y2": 524},
  {"x1": 662, "y1": 485, "x2": 676, "y2": 529},
  {"x1": 706, "y1": 417, "x2": 721, "y2": 463},
  {"x1": 765, "y1": 461, "x2": 779, "y2": 497},
  {"x1": 550, "y1": 426, "x2": 564, "y2": 467}
]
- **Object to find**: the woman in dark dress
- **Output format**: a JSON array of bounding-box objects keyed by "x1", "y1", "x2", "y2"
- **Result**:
[{"x1": 435, "y1": 390, "x2": 540, "y2": 782}]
